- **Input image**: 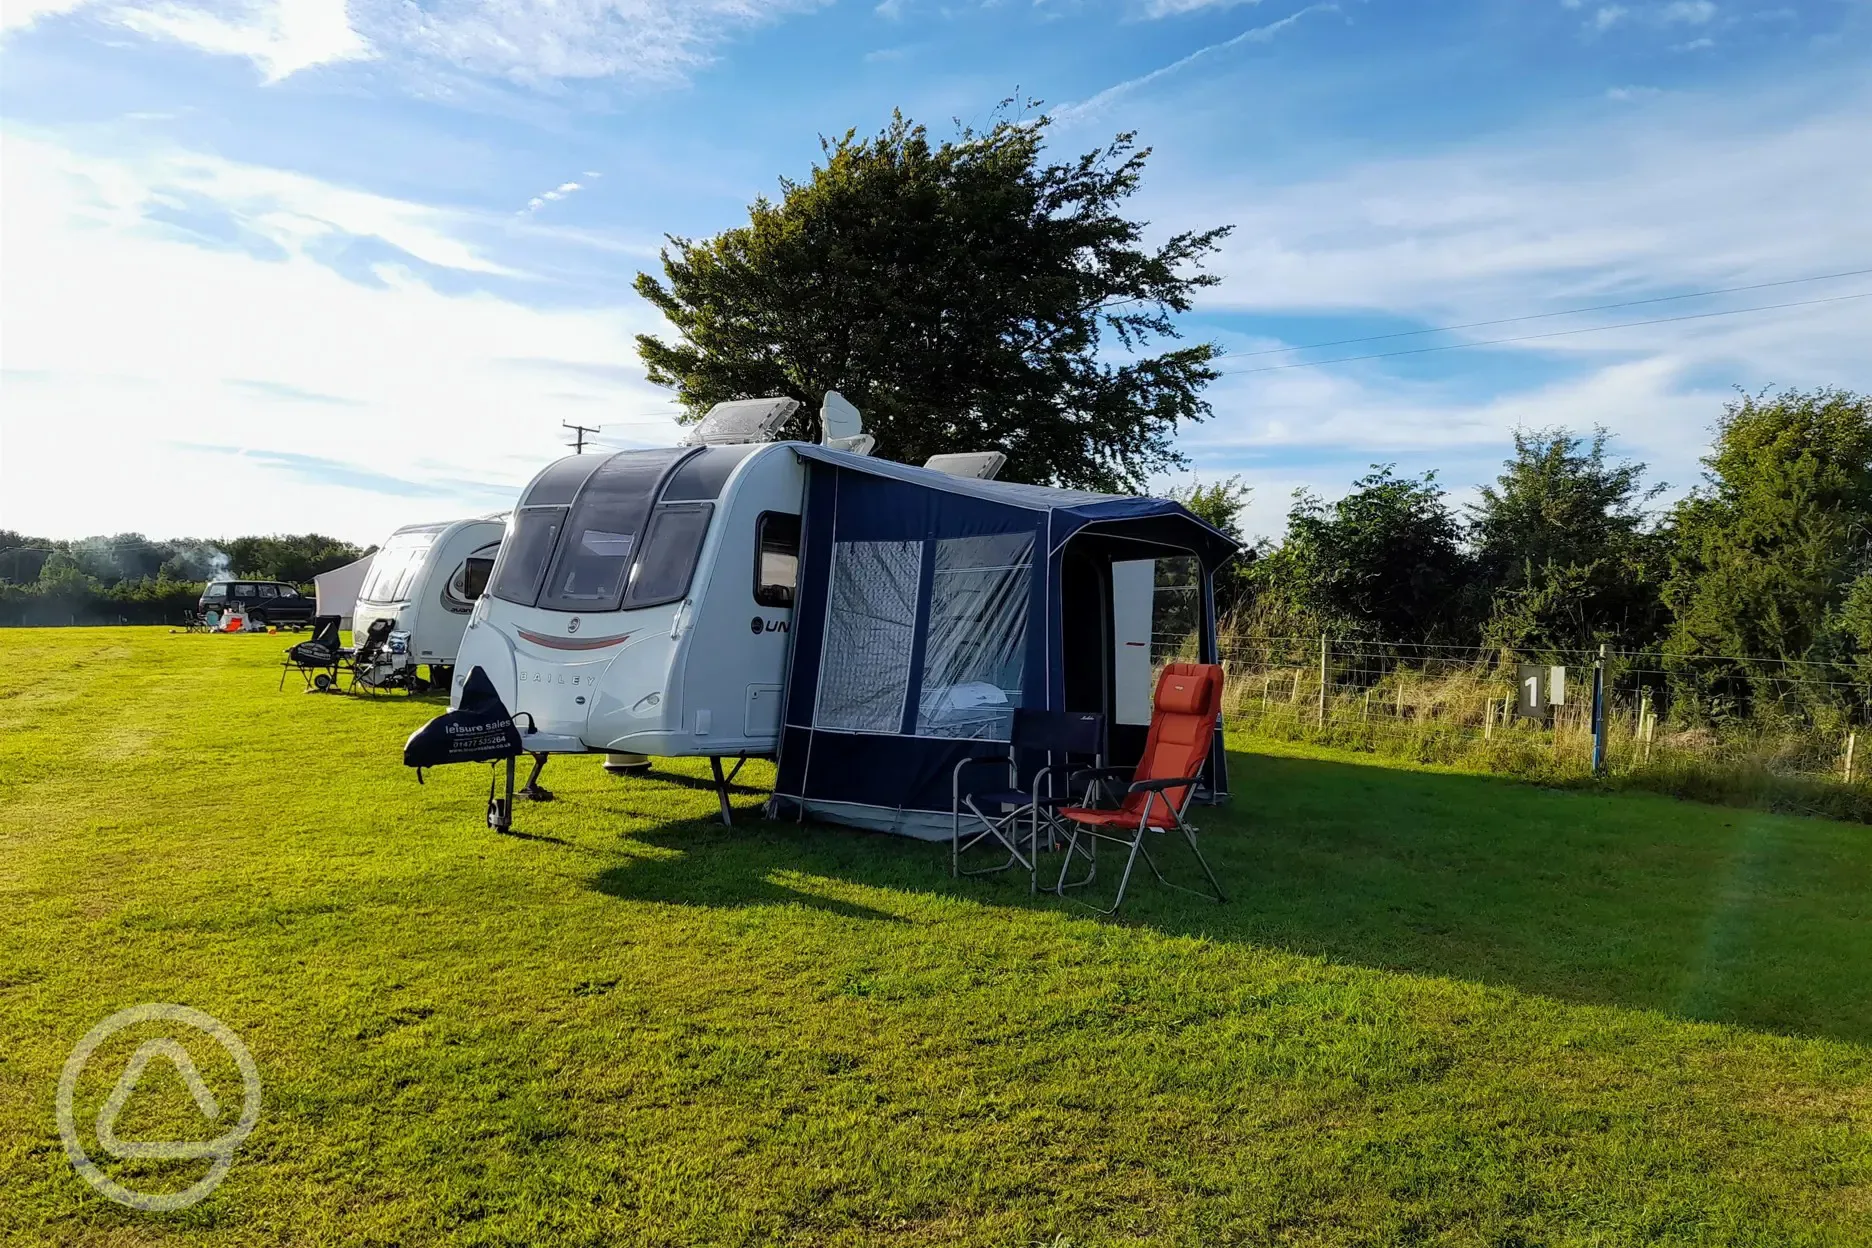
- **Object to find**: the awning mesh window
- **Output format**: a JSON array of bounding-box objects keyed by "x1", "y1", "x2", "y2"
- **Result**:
[
  {"x1": 816, "y1": 540, "x2": 922, "y2": 734},
  {"x1": 915, "y1": 533, "x2": 1034, "y2": 740}
]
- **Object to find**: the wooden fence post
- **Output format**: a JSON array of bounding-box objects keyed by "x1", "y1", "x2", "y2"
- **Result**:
[
  {"x1": 1318, "y1": 634, "x2": 1329, "y2": 728},
  {"x1": 1846, "y1": 732, "x2": 1857, "y2": 784}
]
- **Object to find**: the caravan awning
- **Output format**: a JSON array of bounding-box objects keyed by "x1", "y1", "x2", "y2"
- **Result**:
[{"x1": 788, "y1": 446, "x2": 1240, "y2": 568}]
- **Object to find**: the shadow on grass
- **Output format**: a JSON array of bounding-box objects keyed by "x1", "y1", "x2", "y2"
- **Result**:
[
  {"x1": 587, "y1": 748, "x2": 1872, "y2": 1047},
  {"x1": 592, "y1": 819, "x2": 911, "y2": 925}
]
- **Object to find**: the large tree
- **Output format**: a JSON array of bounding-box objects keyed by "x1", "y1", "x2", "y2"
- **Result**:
[
  {"x1": 633, "y1": 108, "x2": 1232, "y2": 492},
  {"x1": 1665, "y1": 388, "x2": 1872, "y2": 661},
  {"x1": 1248, "y1": 466, "x2": 1474, "y2": 642},
  {"x1": 1469, "y1": 428, "x2": 1666, "y2": 652},
  {"x1": 1663, "y1": 388, "x2": 1872, "y2": 717}
]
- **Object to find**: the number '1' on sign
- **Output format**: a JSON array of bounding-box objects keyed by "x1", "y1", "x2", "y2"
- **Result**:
[{"x1": 1516, "y1": 664, "x2": 1565, "y2": 720}]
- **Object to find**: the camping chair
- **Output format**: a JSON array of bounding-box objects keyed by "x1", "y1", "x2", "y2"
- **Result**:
[
  {"x1": 952, "y1": 708, "x2": 1107, "y2": 894},
  {"x1": 348, "y1": 618, "x2": 397, "y2": 692},
  {"x1": 1054, "y1": 663, "x2": 1226, "y2": 915},
  {"x1": 280, "y1": 615, "x2": 348, "y2": 692},
  {"x1": 182, "y1": 610, "x2": 210, "y2": 633}
]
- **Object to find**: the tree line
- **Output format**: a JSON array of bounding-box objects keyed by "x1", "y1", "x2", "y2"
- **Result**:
[
  {"x1": 0, "y1": 532, "x2": 369, "y2": 627},
  {"x1": 1181, "y1": 387, "x2": 1872, "y2": 722}
]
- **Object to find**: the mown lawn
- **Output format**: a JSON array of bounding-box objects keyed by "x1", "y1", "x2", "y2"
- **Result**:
[{"x1": 2, "y1": 626, "x2": 1870, "y2": 1246}]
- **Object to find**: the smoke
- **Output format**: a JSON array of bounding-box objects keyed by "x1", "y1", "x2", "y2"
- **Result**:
[{"x1": 162, "y1": 540, "x2": 231, "y2": 580}]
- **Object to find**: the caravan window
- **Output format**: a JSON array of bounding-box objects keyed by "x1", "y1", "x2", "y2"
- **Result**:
[
  {"x1": 624, "y1": 504, "x2": 712, "y2": 608},
  {"x1": 359, "y1": 530, "x2": 438, "y2": 603},
  {"x1": 661, "y1": 446, "x2": 758, "y2": 502},
  {"x1": 538, "y1": 449, "x2": 688, "y2": 612},
  {"x1": 442, "y1": 547, "x2": 498, "y2": 613},
  {"x1": 754, "y1": 512, "x2": 800, "y2": 608},
  {"x1": 816, "y1": 540, "x2": 922, "y2": 734},
  {"x1": 490, "y1": 508, "x2": 565, "y2": 607},
  {"x1": 915, "y1": 534, "x2": 1034, "y2": 740}
]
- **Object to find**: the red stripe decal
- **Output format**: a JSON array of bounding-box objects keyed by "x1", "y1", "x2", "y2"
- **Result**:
[{"x1": 516, "y1": 628, "x2": 634, "y2": 651}]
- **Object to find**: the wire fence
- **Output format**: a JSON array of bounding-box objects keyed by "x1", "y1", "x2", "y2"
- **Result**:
[{"x1": 1152, "y1": 631, "x2": 1872, "y2": 819}]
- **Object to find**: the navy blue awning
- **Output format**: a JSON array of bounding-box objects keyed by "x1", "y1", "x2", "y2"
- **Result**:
[{"x1": 789, "y1": 446, "x2": 1240, "y2": 568}]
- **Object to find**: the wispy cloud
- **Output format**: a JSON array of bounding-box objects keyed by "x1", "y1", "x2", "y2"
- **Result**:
[
  {"x1": 2, "y1": 132, "x2": 675, "y2": 540},
  {"x1": 1660, "y1": 0, "x2": 1715, "y2": 23},
  {"x1": 521, "y1": 174, "x2": 597, "y2": 214},
  {"x1": 9, "y1": 0, "x2": 830, "y2": 88},
  {"x1": 377, "y1": 0, "x2": 833, "y2": 85},
  {"x1": 225, "y1": 378, "x2": 363, "y2": 405},
  {"x1": 1140, "y1": 0, "x2": 1265, "y2": 19},
  {"x1": 1144, "y1": 86, "x2": 1872, "y2": 533},
  {"x1": 1054, "y1": 5, "x2": 1331, "y2": 123},
  {"x1": 110, "y1": 0, "x2": 371, "y2": 82},
  {"x1": 175, "y1": 444, "x2": 515, "y2": 501},
  {"x1": 1, "y1": 0, "x2": 96, "y2": 34},
  {"x1": 1589, "y1": 5, "x2": 1627, "y2": 32}
]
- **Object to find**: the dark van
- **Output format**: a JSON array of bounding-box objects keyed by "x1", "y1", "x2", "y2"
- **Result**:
[{"x1": 199, "y1": 580, "x2": 317, "y2": 627}]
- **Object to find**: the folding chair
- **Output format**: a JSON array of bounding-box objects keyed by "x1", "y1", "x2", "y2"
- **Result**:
[
  {"x1": 952, "y1": 708, "x2": 1106, "y2": 894},
  {"x1": 1055, "y1": 664, "x2": 1226, "y2": 915},
  {"x1": 349, "y1": 618, "x2": 397, "y2": 692},
  {"x1": 279, "y1": 615, "x2": 348, "y2": 691}
]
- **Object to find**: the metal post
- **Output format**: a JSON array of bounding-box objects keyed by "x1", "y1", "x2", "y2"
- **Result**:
[
  {"x1": 1318, "y1": 633, "x2": 1328, "y2": 728},
  {"x1": 1590, "y1": 644, "x2": 1607, "y2": 776}
]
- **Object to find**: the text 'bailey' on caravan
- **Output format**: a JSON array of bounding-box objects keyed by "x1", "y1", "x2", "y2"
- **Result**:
[
  {"x1": 449, "y1": 396, "x2": 864, "y2": 762},
  {"x1": 352, "y1": 515, "x2": 505, "y2": 688}
]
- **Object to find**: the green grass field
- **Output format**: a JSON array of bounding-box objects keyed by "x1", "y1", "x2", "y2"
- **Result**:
[{"x1": 3, "y1": 627, "x2": 1871, "y2": 1246}]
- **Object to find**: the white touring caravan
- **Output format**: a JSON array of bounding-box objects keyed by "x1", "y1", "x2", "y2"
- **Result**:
[
  {"x1": 419, "y1": 392, "x2": 1233, "y2": 831},
  {"x1": 448, "y1": 399, "x2": 836, "y2": 802},
  {"x1": 352, "y1": 515, "x2": 505, "y2": 688},
  {"x1": 446, "y1": 395, "x2": 901, "y2": 809}
]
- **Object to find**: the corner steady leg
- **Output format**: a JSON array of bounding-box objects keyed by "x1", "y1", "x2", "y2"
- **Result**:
[
  {"x1": 517, "y1": 752, "x2": 554, "y2": 801},
  {"x1": 710, "y1": 756, "x2": 733, "y2": 826}
]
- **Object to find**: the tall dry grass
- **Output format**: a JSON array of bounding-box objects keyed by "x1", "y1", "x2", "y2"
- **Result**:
[{"x1": 1200, "y1": 648, "x2": 1872, "y2": 824}]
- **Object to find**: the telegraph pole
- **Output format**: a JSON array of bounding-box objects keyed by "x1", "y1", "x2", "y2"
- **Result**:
[{"x1": 562, "y1": 422, "x2": 599, "y2": 454}]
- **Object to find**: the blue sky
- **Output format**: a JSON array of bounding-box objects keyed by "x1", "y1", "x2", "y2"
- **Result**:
[{"x1": 1, "y1": 0, "x2": 1868, "y2": 545}]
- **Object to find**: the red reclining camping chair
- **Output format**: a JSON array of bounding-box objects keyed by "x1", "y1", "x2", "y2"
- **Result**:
[{"x1": 1054, "y1": 662, "x2": 1226, "y2": 914}]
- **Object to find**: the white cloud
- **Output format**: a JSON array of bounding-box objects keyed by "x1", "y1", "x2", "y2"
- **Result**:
[
  {"x1": 377, "y1": 0, "x2": 831, "y2": 85},
  {"x1": 1140, "y1": 0, "x2": 1263, "y2": 19},
  {"x1": 1660, "y1": 0, "x2": 1715, "y2": 22},
  {"x1": 1055, "y1": 5, "x2": 1329, "y2": 123},
  {"x1": 1, "y1": 0, "x2": 96, "y2": 33},
  {"x1": 1605, "y1": 85, "x2": 1663, "y2": 100},
  {"x1": 0, "y1": 131, "x2": 679, "y2": 541},
  {"x1": 519, "y1": 176, "x2": 595, "y2": 214},
  {"x1": 1589, "y1": 5, "x2": 1628, "y2": 32},
  {"x1": 1141, "y1": 89, "x2": 1872, "y2": 533},
  {"x1": 6, "y1": 0, "x2": 826, "y2": 87},
  {"x1": 111, "y1": 0, "x2": 371, "y2": 81}
]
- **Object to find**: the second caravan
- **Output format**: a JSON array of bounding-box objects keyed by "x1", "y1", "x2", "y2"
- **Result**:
[{"x1": 353, "y1": 515, "x2": 505, "y2": 687}]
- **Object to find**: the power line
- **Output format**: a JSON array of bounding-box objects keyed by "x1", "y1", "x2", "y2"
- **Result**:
[
  {"x1": 1212, "y1": 266, "x2": 1872, "y2": 362},
  {"x1": 1210, "y1": 289, "x2": 1872, "y2": 377}
]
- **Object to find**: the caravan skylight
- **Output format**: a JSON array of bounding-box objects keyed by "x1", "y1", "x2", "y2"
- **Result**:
[
  {"x1": 924, "y1": 452, "x2": 1008, "y2": 480},
  {"x1": 686, "y1": 397, "x2": 799, "y2": 446}
]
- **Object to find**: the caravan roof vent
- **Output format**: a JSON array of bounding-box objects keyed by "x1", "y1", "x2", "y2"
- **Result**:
[
  {"x1": 685, "y1": 397, "x2": 800, "y2": 446},
  {"x1": 924, "y1": 452, "x2": 1008, "y2": 480},
  {"x1": 820, "y1": 391, "x2": 875, "y2": 456}
]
